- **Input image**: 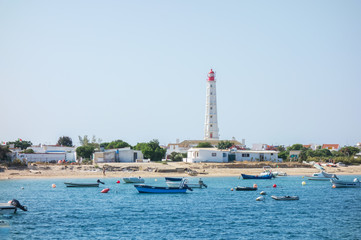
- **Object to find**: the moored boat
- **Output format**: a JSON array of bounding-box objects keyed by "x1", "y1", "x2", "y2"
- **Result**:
[
  {"x1": 306, "y1": 171, "x2": 338, "y2": 181},
  {"x1": 165, "y1": 177, "x2": 207, "y2": 188},
  {"x1": 331, "y1": 178, "x2": 361, "y2": 188},
  {"x1": 64, "y1": 179, "x2": 104, "y2": 187},
  {"x1": 235, "y1": 186, "x2": 257, "y2": 191},
  {"x1": 241, "y1": 173, "x2": 274, "y2": 179},
  {"x1": 0, "y1": 199, "x2": 27, "y2": 214},
  {"x1": 134, "y1": 179, "x2": 193, "y2": 193},
  {"x1": 271, "y1": 195, "x2": 299, "y2": 201},
  {"x1": 123, "y1": 177, "x2": 145, "y2": 183}
]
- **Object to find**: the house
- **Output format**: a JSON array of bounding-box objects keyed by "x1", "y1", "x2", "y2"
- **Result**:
[
  {"x1": 303, "y1": 144, "x2": 321, "y2": 150},
  {"x1": 235, "y1": 150, "x2": 281, "y2": 162},
  {"x1": 93, "y1": 147, "x2": 143, "y2": 163},
  {"x1": 289, "y1": 150, "x2": 301, "y2": 161},
  {"x1": 17, "y1": 153, "x2": 68, "y2": 163},
  {"x1": 322, "y1": 144, "x2": 340, "y2": 151},
  {"x1": 184, "y1": 148, "x2": 229, "y2": 163}
]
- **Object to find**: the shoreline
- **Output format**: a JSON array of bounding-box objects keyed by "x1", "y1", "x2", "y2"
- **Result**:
[{"x1": 1, "y1": 162, "x2": 361, "y2": 180}]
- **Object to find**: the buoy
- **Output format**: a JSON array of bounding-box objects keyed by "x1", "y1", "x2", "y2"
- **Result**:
[
  {"x1": 253, "y1": 184, "x2": 258, "y2": 188},
  {"x1": 52, "y1": 184, "x2": 56, "y2": 188},
  {"x1": 256, "y1": 196, "x2": 264, "y2": 201},
  {"x1": 21, "y1": 187, "x2": 24, "y2": 190},
  {"x1": 302, "y1": 176, "x2": 304, "y2": 178},
  {"x1": 155, "y1": 179, "x2": 157, "y2": 181},
  {"x1": 273, "y1": 184, "x2": 277, "y2": 188},
  {"x1": 231, "y1": 188, "x2": 234, "y2": 191},
  {"x1": 8, "y1": 200, "x2": 11, "y2": 204},
  {"x1": 101, "y1": 188, "x2": 110, "y2": 193},
  {"x1": 116, "y1": 180, "x2": 120, "y2": 184},
  {"x1": 302, "y1": 181, "x2": 306, "y2": 186},
  {"x1": 260, "y1": 191, "x2": 266, "y2": 195},
  {"x1": 332, "y1": 185, "x2": 336, "y2": 189}
]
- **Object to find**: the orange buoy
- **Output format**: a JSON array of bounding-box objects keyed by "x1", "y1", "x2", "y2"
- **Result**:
[
  {"x1": 273, "y1": 184, "x2": 277, "y2": 188},
  {"x1": 52, "y1": 184, "x2": 56, "y2": 188},
  {"x1": 231, "y1": 188, "x2": 234, "y2": 191},
  {"x1": 101, "y1": 188, "x2": 110, "y2": 193},
  {"x1": 332, "y1": 185, "x2": 336, "y2": 188},
  {"x1": 253, "y1": 184, "x2": 258, "y2": 188},
  {"x1": 116, "y1": 180, "x2": 120, "y2": 184}
]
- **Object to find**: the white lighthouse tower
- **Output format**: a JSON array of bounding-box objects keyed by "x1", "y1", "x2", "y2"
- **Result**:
[{"x1": 204, "y1": 69, "x2": 219, "y2": 140}]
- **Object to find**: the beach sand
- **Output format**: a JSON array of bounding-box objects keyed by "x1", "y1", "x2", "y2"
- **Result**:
[{"x1": 1, "y1": 162, "x2": 361, "y2": 180}]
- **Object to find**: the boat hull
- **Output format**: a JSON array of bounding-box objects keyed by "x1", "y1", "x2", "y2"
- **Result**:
[
  {"x1": 166, "y1": 182, "x2": 204, "y2": 188},
  {"x1": 64, "y1": 183, "x2": 99, "y2": 187},
  {"x1": 134, "y1": 185, "x2": 188, "y2": 193},
  {"x1": 0, "y1": 204, "x2": 17, "y2": 214},
  {"x1": 271, "y1": 196, "x2": 299, "y2": 201},
  {"x1": 331, "y1": 179, "x2": 361, "y2": 188},
  {"x1": 241, "y1": 174, "x2": 273, "y2": 179},
  {"x1": 235, "y1": 187, "x2": 257, "y2": 191},
  {"x1": 123, "y1": 178, "x2": 145, "y2": 183}
]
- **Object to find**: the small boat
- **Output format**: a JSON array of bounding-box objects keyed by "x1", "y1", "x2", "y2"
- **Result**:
[
  {"x1": 134, "y1": 179, "x2": 193, "y2": 193},
  {"x1": 271, "y1": 196, "x2": 299, "y2": 201},
  {"x1": 0, "y1": 199, "x2": 27, "y2": 214},
  {"x1": 235, "y1": 186, "x2": 257, "y2": 191},
  {"x1": 260, "y1": 166, "x2": 287, "y2": 177},
  {"x1": 64, "y1": 179, "x2": 104, "y2": 187},
  {"x1": 241, "y1": 173, "x2": 274, "y2": 179},
  {"x1": 123, "y1": 177, "x2": 145, "y2": 183},
  {"x1": 307, "y1": 171, "x2": 338, "y2": 181},
  {"x1": 165, "y1": 177, "x2": 208, "y2": 188},
  {"x1": 331, "y1": 178, "x2": 361, "y2": 188}
]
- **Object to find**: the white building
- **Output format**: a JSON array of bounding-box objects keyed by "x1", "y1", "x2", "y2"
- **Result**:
[
  {"x1": 235, "y1": 150, "x2": 281, "y2": 162},
  {"x1": 29, "y1": 144, "x2": 75, "y2": 153},
  {"x1": 204, "y1": 69, "x2": 219, "y2": 140},
  {"x1": 185, "y1": 148, "x2": 229, "y2": 163},
  {"x1": 93, "y1": 147, "x2": 143, "y2": 163},
  {"x1": 17, "y1": 153, "x2": 68, "y2": 163}
]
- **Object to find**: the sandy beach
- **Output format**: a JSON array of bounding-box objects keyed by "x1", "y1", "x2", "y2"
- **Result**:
[{"x1": 1, "y1": 162, "x2": 361, "y2": 180}]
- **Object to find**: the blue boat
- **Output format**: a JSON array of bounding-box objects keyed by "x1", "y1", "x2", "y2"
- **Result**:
[
  {"x1": 134, "y1": 179, "x2": 193, "y2": 193},
  {"x1": 165, "y1": 177, "x2": 183, "y2": 182},
  {"x1": 241, "y1": 173, "x2": 274, "y2": 179}
]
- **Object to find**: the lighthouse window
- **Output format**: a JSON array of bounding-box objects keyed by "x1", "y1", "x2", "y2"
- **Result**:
[
  {"x1": 212, "y1": 153, "x2": 217, "y2": 157},
  {"x1": 210, "y1": 84, "x2": 212, "y2": 87},
  {"x1": 210, "y1": 124, "x2": 213, "y2": 127},
  {"x1": 210, "y1": 92, "x2": 212, "y2": 95},
  {"x1": 210, "y1": 116, "x2": 212, "y2": 118},
  {"x1": 210, "y1": 107, "x2": 212, "y2": 110}
]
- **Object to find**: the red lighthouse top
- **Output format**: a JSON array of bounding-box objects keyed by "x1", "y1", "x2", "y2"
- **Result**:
[{"x1": 208, "y1": 69, "x2": 215, "y2": 81}]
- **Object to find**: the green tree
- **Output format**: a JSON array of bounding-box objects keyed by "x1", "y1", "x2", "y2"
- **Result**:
[
  {"x1": 0, "y1": 145, "x2": 11, "y2": 161},
  {"x1": 8, "y1": 140, "x2": 32, "y2": 150},
  {"x1": 22, "y1": 149, "x2": 34, "y2": 153},
  {"x1": 134, "y1": 139, "x2": 166, "y2": 161},
  {"x1": 57, "y1": 136, "x2": 73, "y2": 147},
  {"x1": 169, "y1": 152, "x2": 183, "y2": 162},
  {"x1": 288, "y1": 144, "x2": 304, "y2": 151},
  {"x1": 78, "y1": 135, "x2": 100, "y2": 149},
  {"x1": 217, "y1": 141, "x2": 233, "y2": 149},
  {"x1": 195, "y1": 142, "x2": 213, "y2": 148},
  {"x1": 76, "y1": 145, "x2": 95, "y2": 159},
  {"x1": 339, "y1": 146, "x2": 360, "y2": 156},
  {"x1": 106, "y1": 140, "x2": 131, "y2": 149}
]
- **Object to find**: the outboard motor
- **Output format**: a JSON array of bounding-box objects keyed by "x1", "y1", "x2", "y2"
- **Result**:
[
  {"x1": 97, "y1": 179, "x2": 105, "y2": 184},
  {"x1": 10, "y1": 199, "x2": 27, "y2": 211}
]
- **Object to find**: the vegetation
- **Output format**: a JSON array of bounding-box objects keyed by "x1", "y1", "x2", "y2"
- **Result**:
[
  {"x1": 0, "y1": 145, "x2": 11, "y2": 161},
  {"x1": 57, "y1": 136, "x2": 73, "y2": 147},
  {"x1": 76, "y1": 145, "x2": 95, "y2": 159},
  {"x1": 134, "y1": 139, "x2": 166, "y2": 161},
  {"x1": 195, "y1": 142, "x2": 213, "y2": 148},
  {"x1": 217, "y1": 141, "x2": 233, "y2": 149},
  {"x1": 169, "y1": 152, "x2": 183, "y2": 162},
  {"x1": 105, "y1": 140, "x2": 131, "y2": 149},
  {"x1": 21, "y1": 149, "x2": 34, "y2": 153},
  {"x1": 7, "y1": 139, "x2": 32, "y2": 150}
]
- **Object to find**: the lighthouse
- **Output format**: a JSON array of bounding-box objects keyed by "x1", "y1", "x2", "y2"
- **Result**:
[{"x1": 204, "y1": 69, "x2": 219, "y2": 140}]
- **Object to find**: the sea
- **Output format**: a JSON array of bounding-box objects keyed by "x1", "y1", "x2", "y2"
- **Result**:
[{"x1": 1, "y1": 176, "x2": 361, "y2": 240}]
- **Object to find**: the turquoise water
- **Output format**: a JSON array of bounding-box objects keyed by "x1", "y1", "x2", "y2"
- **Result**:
[{"x1": 1, "y1": 176, "x2": 361, "y2": 240}]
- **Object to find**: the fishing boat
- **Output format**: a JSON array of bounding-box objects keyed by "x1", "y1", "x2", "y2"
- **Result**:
[
  {"x1": 271, "y1": 196, "x2": 299, "y2": 201},
  {"x1": 64, "y1": 179, "x2": 104, "y2": 187},
  {"x1": 259, "y1": 166, "x2": 287, "y2": 177},
  {"x1": 134, "y1": 179, "x2": 193, "y2": 193},
  {"x1": 241, "y1": 173, "x2": 274, "y2": 179},
  {"x1": 0, "y1": 199, "x2": 27, "y2": 214},
  {"x1": 235, "y1": 186, "x2": 257, "y2": 191},
  {"x1": 331, "y1": 178, "x2": 361, "y2": 188},
  {"x1": 123, "y1": 177, "x2": 145, "y2": 183},
  {"x1": 165, "y1": 177, "x2": 208, "y2": 188},
  {"x1": 306, "y1": 171, "x2": 338, "y2": 181}
]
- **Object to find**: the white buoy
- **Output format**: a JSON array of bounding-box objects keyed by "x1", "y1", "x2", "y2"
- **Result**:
[
  {"x1": 260, "y1": 191, "x2": 266, "y2": 195},
  {"x1": 302, "y1": 181, "x2": 306, "y2": 186},
  {"x1": 256, "y1": 196, "x2": 264, "y2": 201}
]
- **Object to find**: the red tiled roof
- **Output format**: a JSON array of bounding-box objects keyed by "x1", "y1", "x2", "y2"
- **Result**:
[{"x1": 322, "y1": 144, "x2": 339, "y2": 149}]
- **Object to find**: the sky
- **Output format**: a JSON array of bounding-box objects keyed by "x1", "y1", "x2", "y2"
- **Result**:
[{"x1": 1, "y1": 0, "x2": 360, "y2": 147}]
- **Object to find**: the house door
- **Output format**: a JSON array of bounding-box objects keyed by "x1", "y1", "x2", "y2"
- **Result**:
[
  {"x1": 133, "y1": 152, "x2": 137, "y2": 162},
  {"x1": 260, "y1": 154, "x2": 264, "y2": 161}
]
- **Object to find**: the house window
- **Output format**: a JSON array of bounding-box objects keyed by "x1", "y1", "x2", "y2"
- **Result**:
[
  {"x1": 271, "y1": 153, "x2": 273, "y2": 155},
  {"x1": 223, "y1": 153, "x2": 227, "y2": 157},
  {"x1": 212, "y1": 153, "x2": 216, "y2": 157},
  {"x1": 196, "y1": 152, "x2": 199, "y2": 157},
  {"x1": 242, "y1": 153, "x2": 250, "y2": 157}
]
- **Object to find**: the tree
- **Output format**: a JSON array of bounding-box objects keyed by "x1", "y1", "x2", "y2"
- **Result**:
[
  {"x1": 106, "y1": 140, "x2": 131, "y2": 149},
  {"x1": 78, "y1": 135, "x2": 100, "y2": 149},
  {"x1": 57, "y1": 136, "x2": 73, "y2": 147},
  {"x1": 134, "y1": 139, "x2": 166, "y2": 161},
  {"x1": 169, "y1": 152, "x2": 183, "y2": 162},
  {"x1": 217, "y1": 141, "x2": 233, "y2": 149},
  {"x1": 22, "y1": 149, "x2": 34, "y2": 153},
  {"x1": 8, "y1": 140, "x2": 32, "y2": 150},
  {"x1": 288, "y1": 144, "x2": 304, "y2": 151},
  {"x1": 195, "y1": 142, "x2": 213, "y2": 148},
  {"x1": 76, "y1": 145, "x2": 95, "y2": 159},
  {"x1": 0, "y1": 145, "x2": 11, "y2": 161},
  {"x1": 339, "y1": 146, "x2": 360, "y2": 156}
]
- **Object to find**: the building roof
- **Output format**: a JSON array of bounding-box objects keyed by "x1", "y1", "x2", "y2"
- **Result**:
[
  {"x1": 322, "y1": 144, "x2": 339, "y2": 149},
  {"x1": 303, "y1": 144, "x2": 311, "y2": 148}
]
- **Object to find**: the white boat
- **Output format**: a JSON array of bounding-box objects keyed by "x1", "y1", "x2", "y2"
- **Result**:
[
  {"x1": 307, "y1": 171, "x2": 338, "y2": 181},
  {"x1": 0, "y1": 203, "x2": 17, "y2": 214},
  {"x1": 123, "y1": 177, "x2": 145, "y2": 183},
  {"x1": 271, "y1": 195, "x2": 299, "y2": 201},
  {"x1": 259, "y1": 166, "x2": 287, "y2": 177},
  {"x1": 331, "y1": 178, "x2": 361, "y2": 188},
  {"x1": 165, "y1": 178, "x2": 207, "y2": 188}
]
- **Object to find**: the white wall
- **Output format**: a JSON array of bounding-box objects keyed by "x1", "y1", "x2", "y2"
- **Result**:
[
  {"x1": 185, "y1": 148, "x2": 228, "y2": 163},
  {"x1": 17, "y1": 153, "x2": 66, "y2": 163},
  {"x1": 235, "y1": 150, "x2": 280, "y2": 162}
]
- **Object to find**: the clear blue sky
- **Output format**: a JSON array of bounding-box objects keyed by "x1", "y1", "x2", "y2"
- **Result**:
[{"x1": 1, "y1": 1, "x2": 360, "y2": 147}]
